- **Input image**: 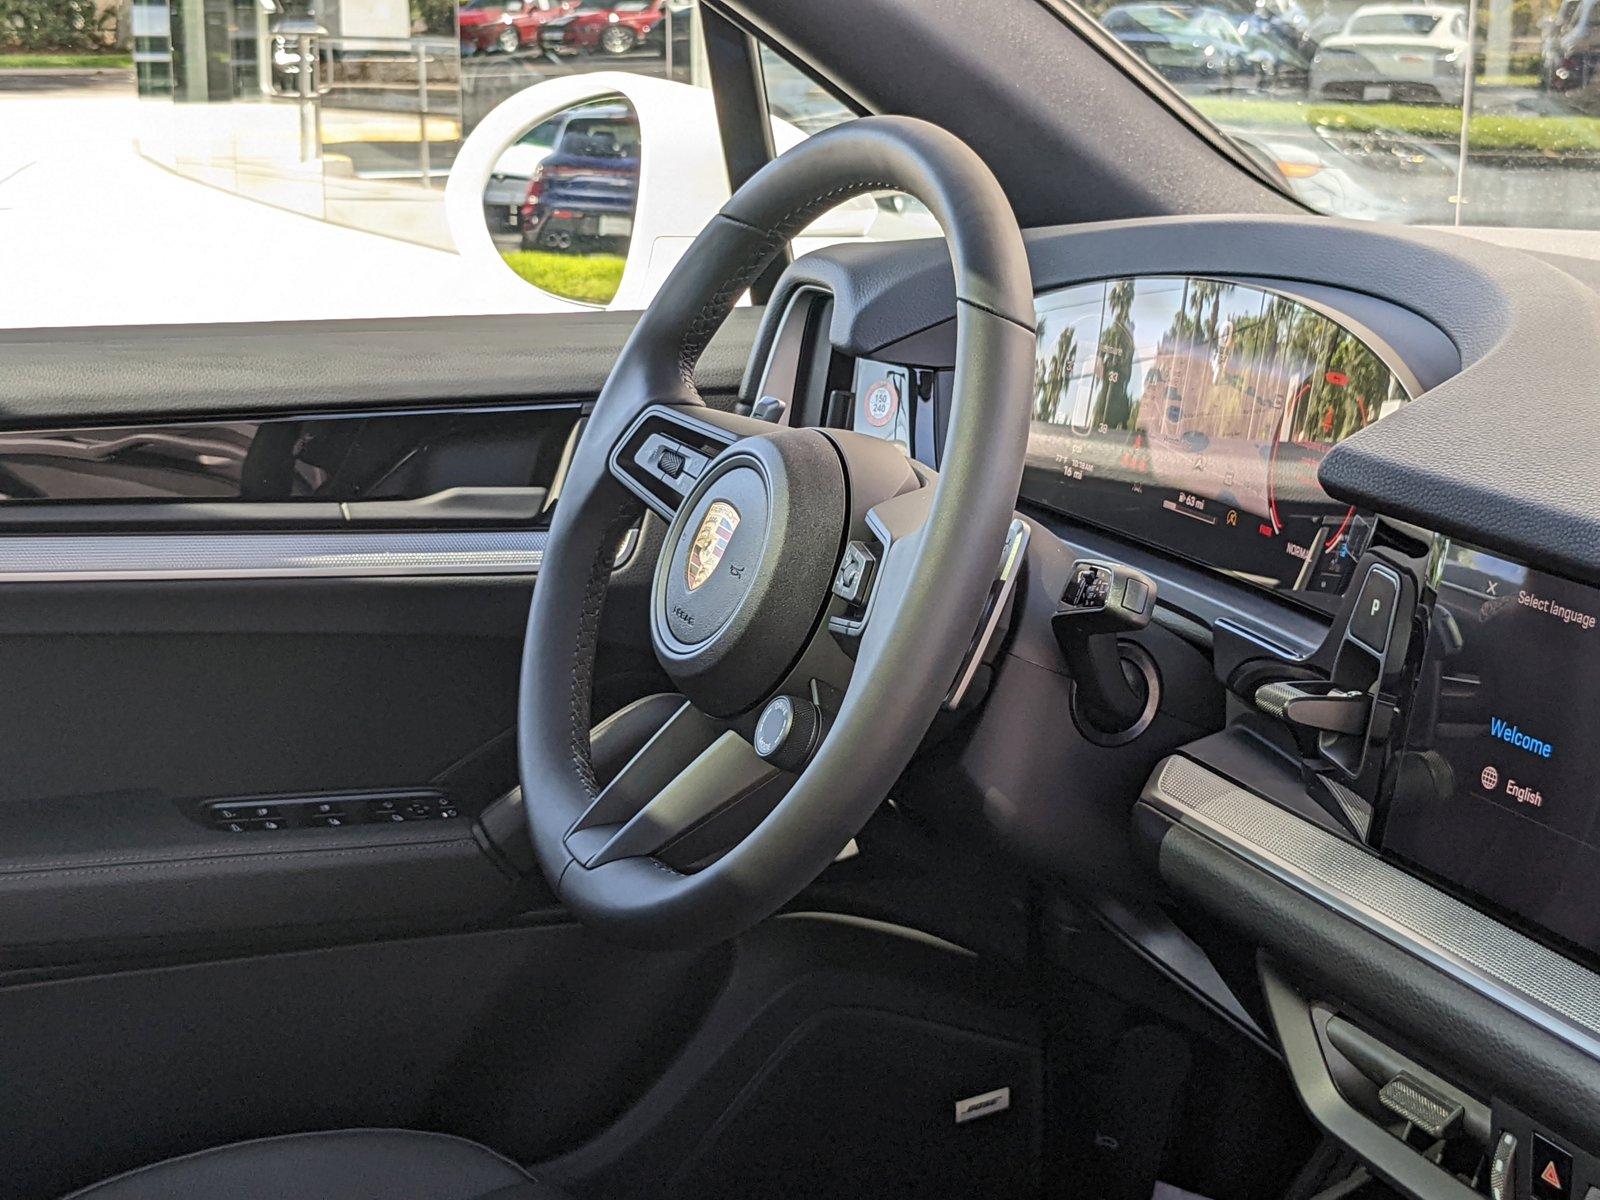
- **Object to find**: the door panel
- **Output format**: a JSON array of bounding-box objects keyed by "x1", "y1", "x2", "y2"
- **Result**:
[
  {"x1": 0, "y1": 404, "x2": 580, "y2": 512},
  {"x1": 0, "y1": 307, "x2": 755, "y2": 1194},
  {"x1": 0, "y1": 311, "x2": 760, "y2": 422}
]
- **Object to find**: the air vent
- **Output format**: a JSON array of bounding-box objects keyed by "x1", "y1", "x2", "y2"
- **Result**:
[{"x1": 750, "y1": 286, "x2": 838, "y2": 427}]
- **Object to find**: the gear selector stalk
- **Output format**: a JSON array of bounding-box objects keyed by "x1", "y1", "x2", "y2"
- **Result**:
[{"x1": 1052, "y1": 559, "x2": 1157, "y2": 735}]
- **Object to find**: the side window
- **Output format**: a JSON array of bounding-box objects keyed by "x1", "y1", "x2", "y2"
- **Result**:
[{"x1": 109, "y1": 0, "x2": 915, "y2": 325}]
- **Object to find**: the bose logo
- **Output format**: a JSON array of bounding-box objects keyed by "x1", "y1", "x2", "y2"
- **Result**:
[{"x1": 953, "y1": 1087, "x2": 1010, "y2": 1124}]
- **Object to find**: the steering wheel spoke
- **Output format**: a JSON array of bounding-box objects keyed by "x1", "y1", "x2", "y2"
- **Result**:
[
  {"x1": 606, "y1": 403, "x2": 773, "y2": 522},
  {"x1": 845, "y1": 482, "x2": 937, "y2": 659},
  {"x1": 565, "y1": 699, "x2": 790, "y2": 873}
]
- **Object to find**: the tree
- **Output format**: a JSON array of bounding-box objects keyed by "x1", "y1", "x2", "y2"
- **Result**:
[
  {"x1": 411, "y1": 0, "x2": 457, "y2": 36},
  {"x1": 0, "y1": 0, "x2": 115, "y2": 51},
  {"x1": 1095, "y1": 279, "x2": 1138, "y2": 431},
  {"x1": 1032, "y1": 325, "x2": 1078, "y2": 423}
]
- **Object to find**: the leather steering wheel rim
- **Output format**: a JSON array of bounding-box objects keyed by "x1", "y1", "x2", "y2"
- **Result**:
[{"x1": 518, "y1": 116, "x2": 1035, "y2": 949}]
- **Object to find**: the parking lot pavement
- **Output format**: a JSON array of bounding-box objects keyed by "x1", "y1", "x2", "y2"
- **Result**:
[
  {"x1": 0, "y1": 65, "x2": 134, "y2": 94},
  {"x1": 0, "y1": 80, "x2": 565, "y2": 327}
]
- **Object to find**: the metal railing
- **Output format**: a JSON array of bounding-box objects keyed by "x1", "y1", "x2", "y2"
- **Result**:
[{"x1": 272, "y1": 32, "x2": 459, "y2": 186}]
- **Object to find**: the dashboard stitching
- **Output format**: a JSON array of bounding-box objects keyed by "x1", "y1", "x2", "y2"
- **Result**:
[
  {"x1": 567, "y1": 507, "x2": 634, "y2": 806},
  {"x1": 956, "y1": 295, "x2": 1037, "y2": 335}
]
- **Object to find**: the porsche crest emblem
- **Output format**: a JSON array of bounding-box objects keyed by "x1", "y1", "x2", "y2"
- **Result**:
[{"x1": 685, "y1": 501, "x2": 740, "y2": 592}]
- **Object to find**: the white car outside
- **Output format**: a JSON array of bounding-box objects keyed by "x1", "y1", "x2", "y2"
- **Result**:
[{"x1": 1308, "y1": 3, "x2": 1469, "y2": 105}]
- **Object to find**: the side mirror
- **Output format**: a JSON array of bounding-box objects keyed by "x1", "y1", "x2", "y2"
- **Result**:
[
  {"x1": 446, "y1": 73, "x2": 906, "y2": 309},
  {"x1": 447, "y1": 73, "x2": 732, "y2": 309}
]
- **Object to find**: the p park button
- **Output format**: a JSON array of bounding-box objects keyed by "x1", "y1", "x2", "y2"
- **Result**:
[{"x1": 1347, "y1": 566, "x2": 1400, "y2": 654}]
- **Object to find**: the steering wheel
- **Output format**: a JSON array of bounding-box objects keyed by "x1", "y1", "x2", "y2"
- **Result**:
[{"x1": 518, "y1": 116, "x2": 1034, "y2": 948}]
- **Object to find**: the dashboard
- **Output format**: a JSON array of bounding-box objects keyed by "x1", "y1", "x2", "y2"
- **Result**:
[
  {"x1": 751, "y1": 213, "x2": 1600, "y2": 1193},
  {"x1": 11, "y1": 205, "x2": 1600, "y2": 1199}
]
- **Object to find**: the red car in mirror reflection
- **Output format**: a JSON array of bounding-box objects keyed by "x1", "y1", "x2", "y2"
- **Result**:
[
  {"x1": 459, "y1": 0, "x2": 579, "y2": 56},
  {"x1": 537, "y1": 0, "x2": 675, "y2": 56}
]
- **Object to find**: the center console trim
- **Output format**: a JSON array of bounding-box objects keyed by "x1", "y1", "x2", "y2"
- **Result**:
[{"x1": 1141, "y1": 754, "x2": 1600, "y2": 1066}]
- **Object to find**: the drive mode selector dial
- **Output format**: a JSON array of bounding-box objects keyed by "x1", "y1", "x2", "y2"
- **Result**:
[
  {"x1": 650, "y1": 429, "x2": 846, "y2": 719},
  {"x1": 753, "y1": 695, "x2": 826, "y2": 773}
]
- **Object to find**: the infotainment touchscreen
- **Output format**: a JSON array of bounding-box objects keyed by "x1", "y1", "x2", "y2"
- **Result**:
[
  {"x1": 1380, "y1": 541, "x2": 1600, "y2": 961},
  {"x1": 1023, "y1": 277, "x2": 1411, "y2": 610}
]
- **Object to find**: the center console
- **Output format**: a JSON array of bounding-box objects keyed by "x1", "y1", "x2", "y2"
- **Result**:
[{"x1": 1138, "y1": 530, "x2": 1600, "y2": 1200}]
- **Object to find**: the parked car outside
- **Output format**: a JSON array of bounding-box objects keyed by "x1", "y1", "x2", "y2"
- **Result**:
[
  {"x1": 482, "y1": 115, "x2": 563, "y2": 233},
  {"x1": 538, "y1": 0, "x2": 672, "y2": 56},
  {"x1": 1217, "y1": 0, "x2": 1318, "y2": 60},
  {"x1": 459, "y1": 0, "x2": 579, "y2": 55},
  {"x1": 1308, "y1": 3, "x2": 1469, "y2": 104},
  {"x1": 1102, "y1": 2, "x2": 1309, "y2": 90},
  {"x1": 518, "y1": 103, "x2": 640, "y2": 251}
]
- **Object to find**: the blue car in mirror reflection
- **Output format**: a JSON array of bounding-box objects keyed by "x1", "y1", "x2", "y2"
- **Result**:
[{"x1": 518, "y1": 103, "x2": 641, "y2": 253}]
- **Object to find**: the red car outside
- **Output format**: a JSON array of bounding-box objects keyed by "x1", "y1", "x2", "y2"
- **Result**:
[
  {"x1": 459, "y1": 0, "x2": 579, "y2": 55},
  {"x1": 538, "y1": 0, "x2": 669, "y2": 57}
]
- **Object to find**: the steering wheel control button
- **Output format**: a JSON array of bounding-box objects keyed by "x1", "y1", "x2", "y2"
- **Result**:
[
  {"x1": 1532, "y1": 1134, "x2": 1573, "y2": 1200},
  {"x1": 632, "y1": 432, "x2": 712, "y2": 498},
  {"x1": 655, "y1": 447, "x2": 685, "y2": 479},
  {"x1": 754, "y1": 695, "x2": 824, "y2": 773},
  {"x1": 832, "y1": 541, "x2": 877, "y2": 606}
]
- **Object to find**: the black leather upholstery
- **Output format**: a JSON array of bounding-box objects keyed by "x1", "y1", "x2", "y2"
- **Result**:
[{"x1": 62, "y1": 1129, "x2": 570, "y2": 1200}]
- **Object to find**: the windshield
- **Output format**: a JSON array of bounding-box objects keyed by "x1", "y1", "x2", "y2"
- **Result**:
[{"x1": 1070, "y1": 0, "x2": 1600, "y2": 233}]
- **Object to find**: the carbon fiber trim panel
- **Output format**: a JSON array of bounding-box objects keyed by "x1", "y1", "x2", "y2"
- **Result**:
[
  {"x1": 0, "y1": 530, "x2": 548, "y2": 581},
  {"x1": 1144, "y1": 755, "x2": 1600, "y2": 1062}
]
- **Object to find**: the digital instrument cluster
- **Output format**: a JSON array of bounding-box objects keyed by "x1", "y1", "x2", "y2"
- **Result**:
[{"x1": 1019, "y1": 277, "x2": 1411, "y2": 609}]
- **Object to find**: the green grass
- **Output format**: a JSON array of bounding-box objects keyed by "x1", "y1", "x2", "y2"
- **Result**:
[
  {"x1": 0, "y1": 53, "x2": 132, "y2": 68},
  {"x1": 1193, "y1": 95, "x2": 1600, "y2": 155},
  {"x1": 500, "y1": 250, "x2": 626, "y2": 305}
]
